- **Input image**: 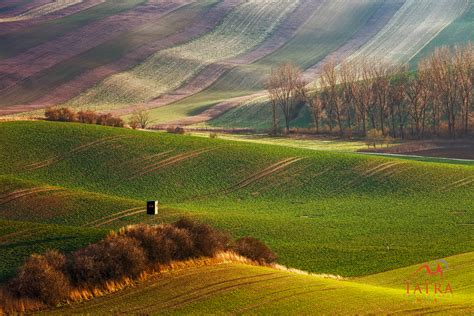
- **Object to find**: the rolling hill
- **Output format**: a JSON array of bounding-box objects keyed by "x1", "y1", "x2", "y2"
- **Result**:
[
  {"x1": 50, "y1": 252, "x2": 474, "y2": 314},
  {"x1": 0, "y1": 0, "x2": 471, "y2": 127},
  {"x1": 1, "y1": 121, "x2": 472, "y2": 281}
]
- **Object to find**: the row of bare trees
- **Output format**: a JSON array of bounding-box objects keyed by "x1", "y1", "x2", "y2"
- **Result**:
[{"x1": 266, "y1": 44, "x2": 473, "y2": 139}]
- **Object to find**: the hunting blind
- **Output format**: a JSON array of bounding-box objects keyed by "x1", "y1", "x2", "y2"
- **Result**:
[{"x1": 147, "y1": 200, "x2": 159, "y2": 215}]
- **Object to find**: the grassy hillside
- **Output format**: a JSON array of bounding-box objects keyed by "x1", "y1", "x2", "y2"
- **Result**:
[
  {"x1": 0, "y1": 121, "x2": 472, "y2": 278},
  {"x1": 0, "y1": 1, "x2": 220, "y2": 107},
  {"x1": 51, "y1": 253, "x2": 474, "y2": 314},
  {"x1": 147, "y1": 0, "x2": 386, "y2": 124},
  {"x1": 0, "y1": 0, "x2": 146, "y2": 59},
  {"x1": 66, "y1": 0, "x2": 299, "y2": 110}
]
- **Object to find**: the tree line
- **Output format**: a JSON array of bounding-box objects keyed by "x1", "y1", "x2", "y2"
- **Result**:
[{"x1": 266, "y1": 44, "x2": 473, "y2": 139}]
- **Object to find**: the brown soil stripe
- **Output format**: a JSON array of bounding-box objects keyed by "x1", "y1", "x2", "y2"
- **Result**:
[
  {"x1": 0, "y1": 0, "x2": 244, "y2": 115},
  {"x1": 129, "y1": 147, "x2": 214, "y2": 180},
  {"x1": 93, "y1": 208, "x2": 145, "y2": 227},
  {"x1": 0, "y1": 228, "x2": 38, "y2": 245},
  {"x1": 0, "y1": 0, "x2": 191, "y2": 94},
  {"x1": 112, "y1": 0, "x2": 323, "y2": 118},
  {"x1": 0, "y1": 187, "x2": 63, "y2": 205},
  {"x1": 0, "y1": 187, "x2": 39, "y2": 200},
  {"x1": 119, "y1": 150, "x2": 174, "y2": 169}
]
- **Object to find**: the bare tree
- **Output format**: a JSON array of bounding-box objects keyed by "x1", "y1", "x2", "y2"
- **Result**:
[
  {"x1": 129, "y1": 106, "x2": 151, "y2": 129},
  {"x1": 320, "y1": 60, "x2": 344, "y2": 135},
  {"x1": 267, "y1": 64, "x2": 306, "y2": 134}
]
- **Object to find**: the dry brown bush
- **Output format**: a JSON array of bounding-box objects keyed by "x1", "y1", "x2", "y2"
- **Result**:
[
  {"x1": 67, "y1": 235, "x2": 146, "y2": 286},
  {"x1": 77, "y1": 110, "x2": 98, "y2": 124},
  {"x1": 233, "y1": 237, "x2": 277, "y2": 264},
  {"x1": 173, "y1": 218, "x2": 229, "y2": 257},
  {"x1": 8, "y1": 250, "x2": 70, "y2": 305},
  {"x1": 45, "y1": 107, "x2": 76, "y2": 122}
]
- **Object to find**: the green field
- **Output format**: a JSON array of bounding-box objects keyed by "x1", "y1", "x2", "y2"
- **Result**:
[
  {"x1": 51, "y1": 253, "x2": 474, "y2": 314},
  {"x1": 1, "y1": 121, "x2": 472, "y2": 280}
]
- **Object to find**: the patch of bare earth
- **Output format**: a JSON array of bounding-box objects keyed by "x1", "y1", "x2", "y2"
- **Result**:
[
  {"x1": 0, "y1": 0, "x2": 191, "y2": 97},
  {"x1": 0, "y1": 0, "x2": 52, "y2": 18},
  {"x1": 0, "y1": 0, "x2": 243, "y2": 116},
  {"x1": 110, "y1": 0, "x2": 324, "y2": 117},
  {"x1": 0, "y1": 0, "x2": 105, "y2": 35}
]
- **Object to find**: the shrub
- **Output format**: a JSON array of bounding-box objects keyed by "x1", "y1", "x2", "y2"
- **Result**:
[
  {"x1": 233, "y1": 237, "x2": 277, "y2": 264},
  {"x1": 45, "y1": 107, "x2": 76, "y2": 122},
  {"x1": 166, "y1": 126, "x2": 185, "y2": 134},
  {"x1": 77, "y1": 110, "x2": 98, "y2": 124},
  {"x1": 105, "y1": 116, "x2": 124, "y2": 128},
  {"x1": 209, "y1": 132, "x2": 218, "y2": 139},
  {"x1": 96, "y1": 113, "x2": 112, "y2": 126},
  {"x1": 67, "y1": 235, "x2": 146, "y2": 286},
  {"x1": 173, "y1": 219, "x2": 229, "y2": 257},
  {"x1": 9, "y1": 250, "x2": 70, "y2": 305}
]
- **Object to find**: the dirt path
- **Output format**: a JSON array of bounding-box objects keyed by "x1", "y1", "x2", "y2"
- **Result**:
[
  {"x1": 0, "y1": 0, "x2": 191, "y2": 94},
  {"x1": 0, "y1": 0, "x2": 243, "y2": 116},
  {"x1": 0, "y1": 0, "x2": 105, "y2": 35},
  {"x1": 80, "y1": 206, "x2": 144, "y2": 227},
  {"x1": 93, "y1": 208, "x2": 146, "y2": 227},
  {"x1": 110, "y1": 0, "x2": 323, "y2": 118},
  {"x1": 154, "y1": 0, "x2": 406, "y2": 127},
  {"x1": 129, "y1": 147, "x2": 214, "y2": 179}
]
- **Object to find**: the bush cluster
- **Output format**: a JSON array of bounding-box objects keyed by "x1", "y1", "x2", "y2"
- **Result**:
[
  {"x1": 6, "y1": 219, "x2": 276, "y2": 307},
  {"x1": 45, "y1": 107, "x2": 124, "y2": 127}
]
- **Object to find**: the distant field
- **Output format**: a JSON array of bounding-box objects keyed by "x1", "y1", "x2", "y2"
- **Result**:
[
  {"x1": 0, "y1": 0, "x2": 146, "y2": 59},
  {"x1": 51, "y1": 253, "x2": 474, "y2": 314},
  {"x1": 0, "y1": 121, "x2": 472, "y2": 278},
  {"x1": 67, "y1": 0, "x2": 299, "y2": 110}
]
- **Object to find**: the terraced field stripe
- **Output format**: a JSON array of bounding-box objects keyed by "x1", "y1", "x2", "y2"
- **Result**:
[
  {"x1": 0, "y1": 1, "x2": 190, "y2": 100},
  {"x1": 112, "y1": 0, "x2": 322, "y2": 117},
  {"x1": 346, "y1": 0, "x2": 470, "y2": 65},
  {"x1": 0, "y1": 0, "x2": 148, "y2": 59},
  {"x1": 67, "y1": 0, "x2": 299, "y2": 110},
  {"x1": 0, "y1": 0, "x2": 241, "y2": 115},
  {"x1": 82, "y1": 206, "x2": 143, "y2": 227},
  {"x1": 0, "y1": 0, "x2": 85, "y2": 23},
  {"x1": 129, "y1": 147, "x2": 215, "y2": 179}
]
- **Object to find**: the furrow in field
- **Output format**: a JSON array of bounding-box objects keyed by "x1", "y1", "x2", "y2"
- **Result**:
[
  {"x1": 82, "y1": 206, "x2": 143, "y2": 227},
  {"x1": 191, "y1": 157, "x2": 303, "y2": 199},
  {"x1": 66, "y1": 0, "x2": 300, "y2": 111},
  {"x1": 0, "y1": 228, "x2": 38, "y2": 244},
  {"x1": 346, "y1": 0, "x2": 470, "y2": 65},
  {"x1": 0, "y1": 0, "x2": 52, "y2": 18},
  {"x1": 93, "y1": 208, "x2": 146, "y2": 227},
  {"x1": 303, "y1": 0, "x2": 405, "y2": 80},
  {"x1": 0, "y1": 0, "x2": 243, "y2": 115},
  {"x1": 0, "y1": 0, "x2": 105, "y2": 35},
  {"x1": 0, "y1": 0, "x2": 85, "y2": 23},
  {"x1": 154, "y1": 0, "x2": 398, "y2": 126},
  {"x1": 0, "y1": 0, "x2": 190, "y2": 93},
  {"x1": 129, "y1": 148, "x2": 214, "y2": 179},
  {"x1": 126, "y1": 273, "x2": 284, "y2": 313},
  {"x1": 17, "y1": 135, "x2": 126, "y2": 171},
  {"x1": 0, "y1": 187, "x2": 63, "y2": 206},
  {"x1": 442, "y1": 176, "x2": 474, "y2": 192},
  {"x1": 110, "y1": 0, "x2": 323, "y2": 117}
]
